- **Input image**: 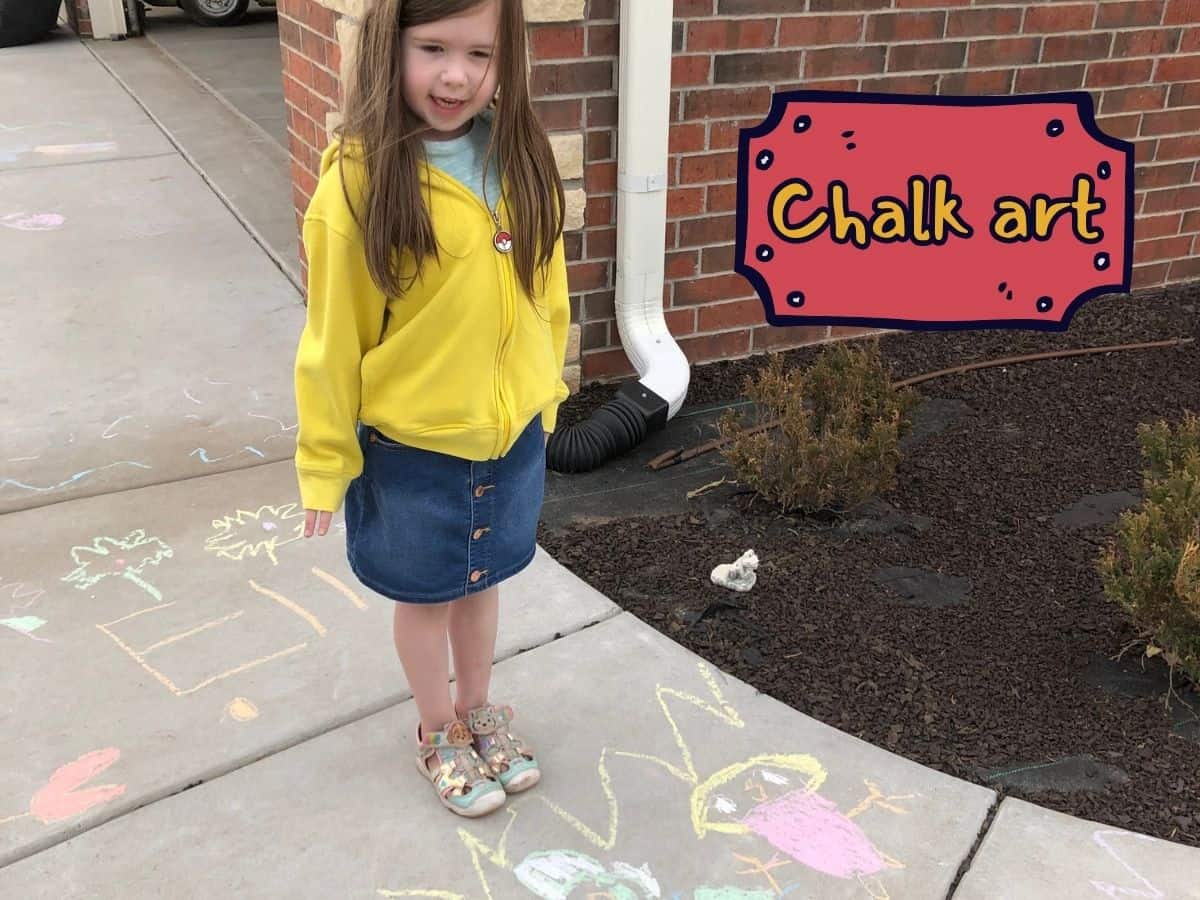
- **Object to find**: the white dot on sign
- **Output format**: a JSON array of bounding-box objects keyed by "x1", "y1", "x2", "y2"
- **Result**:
[
  {"x1": 226, "y1": 697, "x2": 259, "y2": 722},
  {"x1": 262, "y1": 521, "x2": 277, "y2": 531}
]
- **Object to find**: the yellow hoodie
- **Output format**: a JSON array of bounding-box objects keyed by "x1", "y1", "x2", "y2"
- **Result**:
[{"x1": 293, "y1": 140, "x2": 571, "y2": 513}]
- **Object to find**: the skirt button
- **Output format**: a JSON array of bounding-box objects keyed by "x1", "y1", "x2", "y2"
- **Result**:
[
  {"x1": 469, "y1": 570, "x2": 484, "y2": 584},
  {"x1": 474, "y1": 485, "x2": 485, "y2": 498},
  {"x1": 472, "y1": 528, "x2": 485, "y2": 540}
]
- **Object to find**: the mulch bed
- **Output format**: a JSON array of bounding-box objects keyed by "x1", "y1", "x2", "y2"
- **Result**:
[{"x1": 539, "y1": 281, "x2": 1200, "y2": 848}]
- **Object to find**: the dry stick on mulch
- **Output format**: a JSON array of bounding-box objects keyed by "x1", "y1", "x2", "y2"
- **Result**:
[{"x1": 646, "y1": 337, "x2": 1197, "y2": 471}]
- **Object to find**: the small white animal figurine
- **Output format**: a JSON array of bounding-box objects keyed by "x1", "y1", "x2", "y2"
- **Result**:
[{"x1": 711, "y1": 549, "x2": 759, "y2": 592}]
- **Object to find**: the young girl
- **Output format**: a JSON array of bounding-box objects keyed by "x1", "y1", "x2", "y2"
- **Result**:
[{"x1": 293, "y1": 0, "x2": 570, "y2": 818}]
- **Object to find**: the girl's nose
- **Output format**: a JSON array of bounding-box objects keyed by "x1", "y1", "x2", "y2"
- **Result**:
[{"x1": 440, "y1": 61, "x2": 468, "y2": 87}]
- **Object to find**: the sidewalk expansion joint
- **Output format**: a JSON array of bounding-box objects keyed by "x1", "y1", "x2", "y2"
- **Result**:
[
  {"x1": 82, "y1": 40, "x2": 302, "y2": 294},
  {"x1": 0, "y1": 609, "x2": 616, "y2": 871},
  {"x1": 945, "y1": 793, "x2": 1003, "y2": 898},
  {"x1": 0, "y1": 150, "x2": 178, "y2": 176},
  {"x1": 2, "y1": 454, "x2": 288, "y2": 517}
]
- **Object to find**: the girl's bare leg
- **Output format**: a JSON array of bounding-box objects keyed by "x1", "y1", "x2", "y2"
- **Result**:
[
  {"x1": 392, "y1": 601, "x2": 457, "y2": 747},
  {"x1": 448, "y1": 585, "x2": 500, "y2": 719}
]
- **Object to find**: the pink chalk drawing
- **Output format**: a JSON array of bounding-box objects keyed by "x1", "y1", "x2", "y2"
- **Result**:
[
  {"x1": 0, "y1": 749, "x2": 129, "y2": 827},
  {"x1": 1, "y1": 212, "x2": 65, "y2": 232},
  {"x1": 741, "y1": 789, "x2": 883, "y2": 879},
  {"x1": 695, "y1": 759, "x2": 911, "y2": 895}
]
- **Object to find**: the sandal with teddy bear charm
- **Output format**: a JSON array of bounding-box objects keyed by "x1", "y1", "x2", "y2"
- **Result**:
[{"x1": 459, "y1": 703, "x2": 540, "y2": 793}]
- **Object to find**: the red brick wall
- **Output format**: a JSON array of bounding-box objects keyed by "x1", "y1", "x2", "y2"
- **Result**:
[
  {"x1": 279, "y1": 0, "x2": 1200, "y2": 385},
  {"x1": 276, "y1": 0, "x2": 343, "y2": 250}
]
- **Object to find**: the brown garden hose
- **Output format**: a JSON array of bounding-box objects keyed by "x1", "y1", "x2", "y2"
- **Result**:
[{"x1": 646, "y1": 337, "x2": 1196, "y2": 471}]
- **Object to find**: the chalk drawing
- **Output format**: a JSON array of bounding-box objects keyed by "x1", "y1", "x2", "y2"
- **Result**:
[
  {"x1": 62, "y1": 530, "x2": 173, "y2": 602},
  {"x1": 183, "y1": 388, "x2": 202, "y2": 405},
  {"x1": 205, "y1": 504, "x2": 304, "y2": 565},
  {"x1": 7, "y1": 456, "x2": 39, "y2": 462},
  {"x1": 205, "y1": 378, "x2": 232, "y2": 386},
  {"x1": 513, "y1": 850, "x2": 661, "y2": 899},
  {"x1": 0, "y1": 748, "x2": 127, "y2": 828},
  {"x1": 2, "y1": 580, "x2": 51, "y2": 640},
  {"x1": 1, "y1": 616, "x2": 51, "y2": 642},
  {"x1": 100, "y1": 415, "x2": 143, "y2": 440},
  {"x1": 1089, "y1": 830, "x2": 1164, "y2": 899},
  {"x1": 311, "y1": 567, "x2": 368, "y2": 610},
  {"x1": 1, "y1": 461, "x2": 152, "y2": 494},
  {"x1": 0, "y1": 121, "x2": 81, "y2": 133},
  {"x1": 378, "y1": 661, "x2": 912, "y2": 900},
  {"x1": 248, "y1": 413, "x2": 295, "y2": 431},
  {"x1": 190, "y1": 446, "x2": 266, "y2": 464},
  {"x1": 248, "y1": 579, "x2": 327, "y2": 636},
  {"x1": 3, "y1": 578, "x2": 46, "y2": 611},
  {"x1": 1, "y1": 212, "x2": 65, "y2": 231},
  {"x1": 224, "y1": 697, "x2": 260, "y2": 722},
  {"x1": 34, "y1": 142, "x2": 119, "y2": 156},
  {"x1": 96, "y1": 592, "x2": 308, "y2": 697},
  {"x1": 250, "y1": 412, "x2": 298, "y2": 446}
]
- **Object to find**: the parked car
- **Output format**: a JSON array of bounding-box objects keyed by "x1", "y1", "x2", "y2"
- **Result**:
[
  {"x1": 0, "y1": 0, "x2": 59, "y2": 47},
  {"x1": 143, "y1": 0, "x2": 275, "y2": 27}
]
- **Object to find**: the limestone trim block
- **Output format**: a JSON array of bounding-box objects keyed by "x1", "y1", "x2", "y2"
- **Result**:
[
  {"x1": 564, "y1": 188, "x2": 586, "y2": 232},
  {"x1": 550, "y1": 133, "x2": 584, "y2": 181},
  {"x1": 524, "y1": 0, "x2": 585, "y2": 22},
  {"x1": 336, "y1": 17, "x2": 360, "y2": 102},
  {"x1": 562, "y1": 364, "x2": 581, "y2": 395},
  {"x1": 316, "y1": 0, "x2": 367, "y2": 20},
  {"x1": 325, "y1": 111, "x2": 343, "y2": 143},
  {"x1": 565, "y1": 322, "x2": 581, "y2": 366}
]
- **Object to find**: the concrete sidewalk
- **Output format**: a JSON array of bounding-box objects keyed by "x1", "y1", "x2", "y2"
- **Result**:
[{"x1": 2, "y1": 32, "x2": 1198, "y2": 899}]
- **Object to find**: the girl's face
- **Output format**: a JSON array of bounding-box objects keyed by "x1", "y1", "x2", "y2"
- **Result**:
[{"x1": 402, "y1": 0, "x2": 501, "y2": 141}]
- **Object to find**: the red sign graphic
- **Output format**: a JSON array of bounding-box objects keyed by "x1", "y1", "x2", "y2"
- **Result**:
[{"x1": 736, "y1": 92, "x2": 1134, "y2": 331}]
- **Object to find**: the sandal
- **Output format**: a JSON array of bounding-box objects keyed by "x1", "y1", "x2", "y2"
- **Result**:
[
  {"x1": 415, "y1": 719, "x2": 505, "y2": 817},
  {"x1": 461, "y1": 703, "x2": 541, "y2": 793}
]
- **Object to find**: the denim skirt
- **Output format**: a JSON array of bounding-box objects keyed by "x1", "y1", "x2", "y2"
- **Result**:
[{"x1": 344, "y1": 412, "x2": 545, "y2": 603}]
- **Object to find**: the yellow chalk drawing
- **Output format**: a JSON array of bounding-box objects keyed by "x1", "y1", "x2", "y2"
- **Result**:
[
  {"x1": 205, "y1": 504, "x2": 304, "y2": 565},
  {"x1": 692, "y1": 754, "x2": 827, "y2": 839},
  {"x1": 534, "y1": 660, "x2": 744, "y2": 851},
  {"x1": 378, "y1": 813, "x2": 520, "y2": 898},
  {"x1": 377, "y1": 660, "x2": 916, "y2": 899},
  {"x1": 312, "y1": 566, "x2": 368, "y2": 610},
  {"x1": 225, "y1": 697, "x2": 260, "y2": 721}
]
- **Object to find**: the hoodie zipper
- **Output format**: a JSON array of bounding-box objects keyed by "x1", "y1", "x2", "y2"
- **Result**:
[{"x1": 427, "y1": 165, "x2": 514, "y2": 457}]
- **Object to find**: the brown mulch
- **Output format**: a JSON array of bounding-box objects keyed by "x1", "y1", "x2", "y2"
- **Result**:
[{"x1": 539, "y1": 282, "x2": 1200, "y2": 848}]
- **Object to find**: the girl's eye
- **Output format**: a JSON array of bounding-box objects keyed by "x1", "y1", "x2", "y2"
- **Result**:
[
  {"x1": 421, "y1": 44, "x2": 442, "y2": 54},
  {"x1": 471, "y1": 50, "x2": 491, "y2": 59}
]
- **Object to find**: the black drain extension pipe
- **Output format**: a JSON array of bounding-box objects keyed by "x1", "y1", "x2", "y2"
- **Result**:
[{"x1": 546, "y1": 380, "x2": 670, "y2": 474}]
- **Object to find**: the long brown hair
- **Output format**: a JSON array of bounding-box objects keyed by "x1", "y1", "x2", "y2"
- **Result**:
[{"x1": 337, "y1": 0, "x2": 565, "y2": 299}]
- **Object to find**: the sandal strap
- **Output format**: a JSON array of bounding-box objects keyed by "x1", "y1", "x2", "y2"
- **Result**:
[{"x1": 420, "y1": 721, "x2": 496, "y2": 798}]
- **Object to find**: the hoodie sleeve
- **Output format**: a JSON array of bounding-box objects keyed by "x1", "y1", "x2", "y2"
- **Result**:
[
  {"x1": 540, "y1": 233, "x2": 572, "y2": 434},
  {"x1": 293, "y1": 217, "x2": 387, "y2": 512}
]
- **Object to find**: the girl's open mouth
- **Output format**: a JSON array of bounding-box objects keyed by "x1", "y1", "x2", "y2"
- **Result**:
[{"x1": 432, "y1": 97, "x2": 464, "y2": 110}]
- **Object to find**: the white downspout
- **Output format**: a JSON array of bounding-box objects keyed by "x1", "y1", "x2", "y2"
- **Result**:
[
  {"x1": 615, "y1": 0, "x2": 690, "y2": 417},
  {"x1": 86, "y1": 0, "x2": 129, "y2": 39}
]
